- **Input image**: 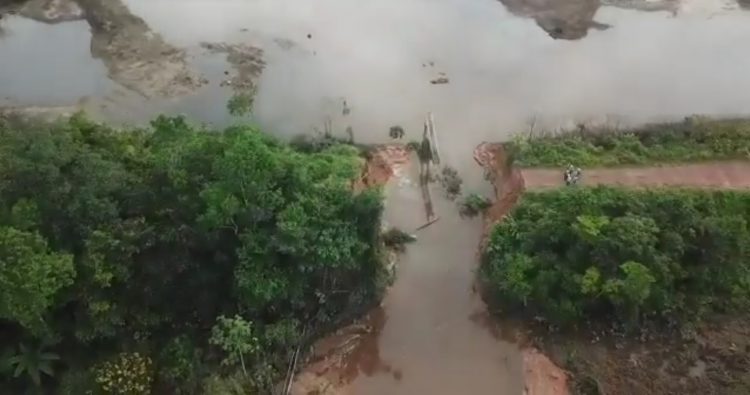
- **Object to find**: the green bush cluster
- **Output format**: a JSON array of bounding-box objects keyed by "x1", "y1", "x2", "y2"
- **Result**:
[
  {"x1": 483, "y1": 187, "x2": 750, "y2": 328},
  {"x1": 382, "y1": 228, "x2": 416, "y2": 251},
  {"x1": 0, "y1": 114, "x2": 386, "y2": 393},
  {"x1": 510, "y1": 118, "x2": 750, "y2": 167},
  {"x1": 94, "y1": 353, "x2": 153, "y2": 395},
  {"x1": 459, "y1": 193, "x2": 492, "y2": 218}
]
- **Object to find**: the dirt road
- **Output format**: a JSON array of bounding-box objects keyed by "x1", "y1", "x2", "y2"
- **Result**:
[{"x1": 522, "y1": 161, "x2": 750, "y2": 190}]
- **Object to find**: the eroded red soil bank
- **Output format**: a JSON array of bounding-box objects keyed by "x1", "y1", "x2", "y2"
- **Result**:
[{"x1": 474, "y1": 142, "x2": 570, "y2": 395}]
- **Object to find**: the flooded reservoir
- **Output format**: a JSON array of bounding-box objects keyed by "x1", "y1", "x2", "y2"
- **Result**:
[
  {"x1": 3, "y1": 0, "x2": 750, "y2": 393},
  {"x1": 2, "y1": 0, "x2": 750, "y2": 158}
]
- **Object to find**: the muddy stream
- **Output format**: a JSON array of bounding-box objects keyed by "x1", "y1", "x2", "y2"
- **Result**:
[
  {"x1": 345, "y1": 160, "x2": 523, "y2": 394},
  {"x1": 3, "y1": 0, "x2": 750, "y2": 394}
]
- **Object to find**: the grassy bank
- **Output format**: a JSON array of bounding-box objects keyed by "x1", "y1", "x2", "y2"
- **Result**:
[{"x1": 509, "y1": 117, "x2": 750, "y2": 167}]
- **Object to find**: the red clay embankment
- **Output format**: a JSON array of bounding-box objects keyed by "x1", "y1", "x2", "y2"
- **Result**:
[{"x1": 473, "y1": 142, "x2": 570, "y2": 395}]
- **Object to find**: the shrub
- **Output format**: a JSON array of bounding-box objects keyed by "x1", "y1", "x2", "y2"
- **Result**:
[
  {"x1": 95, "y1": 353, "x2": 153, "y2": 395},
  {"x1": 227, "y1": 91, "x2": 256, "y2": 117},
  {"x1": 382, "y1": 228, "x2": 416, "y2": 251},
  {"x1": 460, "y1": 193, "x2": 492, "y2": 217},
  {"x1": 59, "y1": 369, "x2": 98, "y2": 395},
  {"x1": 389, "y1": 125, "x2": 405, "y2": 139},
  {"x1": 210, "y1": 315, "x2": 259, "y2": 374},
  {"x1": 157, "y1": 336, "x2": 203, "y2": 394},
  {"x1": 483, "y1": 187, "x2": 750, "y2": 329},
  {"x1": 440, "y1": 166, "x2": 463, "y2": 199},
  {"x1": 202, "y1": 371, "x2": 255, "y2": 395},
  {"x1": 509, "y1": 118, "x2": 750, "y2": 167}
]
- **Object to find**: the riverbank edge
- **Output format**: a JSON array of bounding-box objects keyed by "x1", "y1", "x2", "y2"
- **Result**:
[
  {"x1": 473, "y1": 142, "x2": 571, "y2": 395},
  {"x1": 288, "y1": 144, "x2": 410, "y2": 395}
]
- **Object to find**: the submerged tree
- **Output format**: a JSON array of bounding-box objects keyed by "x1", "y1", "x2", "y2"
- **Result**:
[
  {"x1": 227, "y1": 91, "x2": 256, "y2": 116},
  {"x1": 389, "y1": 125, "x2": 405, "y2": 139}
]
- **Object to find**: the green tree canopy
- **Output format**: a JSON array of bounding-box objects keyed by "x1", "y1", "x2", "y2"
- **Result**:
[
  {"x1": 0, "y1": 114, "x2": 386, "y2": 394},
  {"x1": 484, "y1": 186, "x2": 750, "y2": 329}
]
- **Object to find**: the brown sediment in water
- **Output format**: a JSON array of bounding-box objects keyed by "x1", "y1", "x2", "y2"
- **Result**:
[
  {"x1": 296, "y1": 142, "x2": 571, "y2": 395},
  {"x1": 297, "y1": 142, "x2": 525, "y2": 395},
  {"x1": 468, "y1": 309, "x2": 525, "y2": 345},
  {"x1": 297, "y1": 142, "x2": 567, "y2": 395}
]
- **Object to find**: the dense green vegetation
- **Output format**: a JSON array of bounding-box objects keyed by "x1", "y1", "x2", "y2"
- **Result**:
[
  {"x1": 459, "y1": 193, "x2": 491, "y2": 218},
  {"x1": 510, "y1": 118, "x2": 750, "y2": 167},
  {"x1": 483, "y1": 187, "x2": 750, "y2": 329},
  {"x1": 0, "y1": 114, "x2": 386, "y2": 394}
]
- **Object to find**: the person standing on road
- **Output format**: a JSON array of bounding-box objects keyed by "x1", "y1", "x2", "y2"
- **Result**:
[
  {"x1": 564, "y1": 164, "x2": 574, "y2": 186},
  {"x1": 564, "y1": 164, "x2": 582, "y2": 186}
]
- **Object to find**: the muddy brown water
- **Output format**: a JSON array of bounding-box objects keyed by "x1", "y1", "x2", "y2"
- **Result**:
[{"x1": 341, "y1": 159, "x2": 523, "y2": 394}]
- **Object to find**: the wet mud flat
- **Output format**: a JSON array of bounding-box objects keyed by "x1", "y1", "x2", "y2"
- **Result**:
[
  {"x1": 533, "y1": 314, "x2": 750, "y2": 395},
  {"x1": 0, "y1": 0, "x2": 206, "y2": 98},
  {"x1": 497, "y1": 0, "x2": 744, "y2": 39},
  {"x1": 1, "y1": 0, "x2": 83, "y2": 23},
  {"x1": 1, "y1": 0, "x2": 265, "y2": 100},
  {"x1": 77, "y1": 0, "x2": 208, "y2": 98}
]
